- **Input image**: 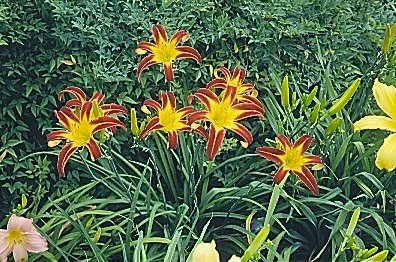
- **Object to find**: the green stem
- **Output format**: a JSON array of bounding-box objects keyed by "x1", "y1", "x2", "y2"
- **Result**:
[
  {"x1": 200, "y1": 160, "x2": 214, "y2": 203},
  {"x1": 264, "y1": 173, "x2": 289, "y2": 226}
]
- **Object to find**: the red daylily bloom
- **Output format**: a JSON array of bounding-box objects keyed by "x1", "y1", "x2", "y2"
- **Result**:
[
  {"x1": 136, "y1": 24, "x2": 201, "y2": 82},
  {"x1": 139, "y1": 92, "x2": 195, "y2": 149},
  {"x1": 58, "y1": 86, "x2": 128, "y2": 117},
  {"x1": 207, "y1": 66, "x2": 258, "y2": 102},
  {"x1": 189, "y1": 87, "x2": 264, "y2": 160},
  {"x1": 47, "y1": 102, "x2": 126, "y2": 177},
  {"x1": 256, "y1": 135, "x2": 323, "y2": 195}
]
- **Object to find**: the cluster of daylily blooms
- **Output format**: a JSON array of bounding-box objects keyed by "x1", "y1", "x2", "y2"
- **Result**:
[{"x1": 45, "y1": 24, "x2": 323, "y2": 197}]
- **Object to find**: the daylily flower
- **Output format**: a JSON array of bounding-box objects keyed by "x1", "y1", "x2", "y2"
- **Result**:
[
  {"x1": 256, "y1": 135, "x2": 322, "y2": 195},
  {"x1": 58, "y1": 86, "x2": 128, "y2": 117},
  {"x1": 207, "y1": 66, "x2": 258, "y2": 102},
  {"x1": 189, "y1": 87, "x2": 264, "y2": 160},
  {"x1": 139, "y1": 92, "x2": 194, "y2": 149},
  {"x1": 0, "y1": 215, "x2": 48, "y2": 262},
  {"x1": 136, "y1": 24, "x2": 201, "y2": 82},
  {"x1": 354, "y1": 79, "x2": 396, "y2": 171},
  {"x1": 47, "y1": 102, "x2": 126, "y2": 177}
]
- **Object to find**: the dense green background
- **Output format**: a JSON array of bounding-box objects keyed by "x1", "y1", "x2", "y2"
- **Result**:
[{"x1": 1, "y1": 0, "x2": 395, "y2": 261}]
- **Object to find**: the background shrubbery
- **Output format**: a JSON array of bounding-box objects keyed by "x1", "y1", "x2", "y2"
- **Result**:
[{"x1": 0, "y1": 0, "x2": 395, "y2": 261}]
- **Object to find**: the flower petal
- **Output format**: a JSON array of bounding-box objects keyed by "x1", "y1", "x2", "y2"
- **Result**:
[
  {"x1": 139, "y1": 117, "x2": 163, "y2": 139},
  {"x1": 137, "y1": 54, "x2": 159, "y2": 82},
  {"x1": 55, "y1": 107, "x2": 79, "y2": 130},
  {"x1": 189, "y1": 111, "x2": 208, "y2": 124},
  {"x1": 175, "y1": 46, "x2": 201, "y2": 62},
  {"x1": 7, "y1": 215, "x2": 34, "y2": 232},
  {"x1": 163, "y1": 62, "x2": 175, "y2": 82},
  {"x1": 195, "y1": 88, "x2": 220, "y2": 110},
  {"x1": 12, "y1": 244, "x2": 27, "y2": 262},
  {"x1": 304, "y1": 155, "x2": 322, "y2": 165},
  {"x1": 0, "y1": 229, "x2": 9, "y2": 254},
  {"x1": 192, "y1": 125, "x2": 208, "y2": 140},
  {"x1": 375, "y1": 133, "x2": 396, "y2": 171},
  {"x1": 217, "y1": 66, "x2": 232, "y2": 79},
  {"x1": 167, "y1": 131, "x2": 178, "y2": 149},
  {"x1": 206, "y1": 125, "x2": 225, "y2": 160},
  {"x1": 24, "y1": 233, "x2": 48, "y2": 253},
  {"x1": 373, "y1": 79, "x2": 396, "y2": 119},
  {"x1": 64, "y1": 99, "x2": 82, "y2": 108},
  {"x1": 152, "y1": 24, "x2": 168, "y2": 44},
  {"x1": 90, "y1": 116, "x2": 126, "y2": 134},
  {"x1": 80, "y1": 102, "x2": 93, "y2": 121},
  {"x1": 137, "y1": 41, "x2": 156, "y2": 53},
  {"x1": 57, "y1": 143, "x2": 78, "y2": 177},
  {"x1": 170, "y1": 30, "x2": 188, "y2": 46},
  {"x1": 58, "y1": 86, "x2": 86, "y2": 103},
  {"x1": 256, "y1": 147, "x2": 284, "y2": 164},
  {"x1": 294, "y1": 135, "x2": 313, "y2": 153},
  {"x1": 229, "y1": 123, "x2": 253, "y2": 145},
  {"x1": 85, "y1": 138, "x2": 101, "y2": 161},
  {"x1": 293, "y1": 166, "x2": 319, "y2": 195},
  {"x1": 273, "y1": 166, "x2": 288, "y2": 184},
  {"x1": 47, "y1": 130, "x2": 70, "y2": 144},
  {"x1": 144, "y1": 99, "x2": 162, "y2": 112},
  {"x1": 206, "y1": 78, "x2": 227, "y2": 90},
  {"x1": 176, "y1": 106, "x2": 194, "y2": 118},
  {"x1": 354, "y1": 116, "x2": 396, "y2": 132},
  {"x1": 101, "y1": 103, "x2": 128, "y2": 116},
  {"x1": 90, "y1": 92, "x2": 105, "y2": 103},
  {"x1": 161, "y1": 92, "x2": 176, "y2": 109},
  {"x1": 276, "y1": 135, "x2": 291, "y2": 150}
]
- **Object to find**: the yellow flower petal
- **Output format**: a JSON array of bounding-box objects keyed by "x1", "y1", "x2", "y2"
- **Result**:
[
  {"x1": 376, "y1": 133, "x2": 396, "y2": 171},
  {"x1": 191, "y1": 240, "x2": 220, "y2": 262},
  {"x1": 135, "y1": 48, "x2": 147, "y2": 55},
  {"x1": 228, "y1": 255, "x2": 242, "y2": 262},
  {"x1": 354, "y1": 116, "x2": 396, "y2": 132},
  {"x1": 373, "y1": 79, "x2": 396, "y2": 119},
  {"x1": 48, "y1": 140, "x2": 62, "y2": 148}
]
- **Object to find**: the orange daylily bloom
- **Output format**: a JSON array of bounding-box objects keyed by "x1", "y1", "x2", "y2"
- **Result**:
[
  {"x1": 136, "y1": 24, "x2": 201, "y2": 82},
  {"x1": 47, "y1": 102, "x2": 126, "y2": 177},
  {"x1": 256, "y1": 135, "x2": 323, "y2": 195},
  {"x1": 58, "y1": 86, "x2": 128, "y2": 117},
  {"x1": 139, "y1": 92, "x2": 195, "y2": 149},
  {"x1": 189, "y1": 87, "x2": 264, "y2": 160},
  {"x1": 207, "y1": 66, "x2": 258, "y2": 102}
]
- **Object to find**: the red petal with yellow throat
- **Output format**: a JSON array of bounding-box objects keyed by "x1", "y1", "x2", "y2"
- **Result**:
[
  {"x1": 163, "y1": 62, "x2": 175, "y2": 82},
  {"x1": 273, "y1": 166, "x2": 288, "y2": 184},
  {"x1": 206, "y1": 78, "x2": 227, "y2": 90},
  {"x1": 294, "y1": 135, "x2": 313, "y2": 153},
  {"x1": 144, "y1": 99, "x2": 162, "y2": 112},
  {"x1": 90, "y1": 92, "x2": 105, "y2": 103},
  {"x1": 304, "y1": 155, "x2": 322, "y2": 165},
  {"x1": 195, "y1": 88, "x2": 220, "y2": 110},
  {"x1": 175, "y1": 46, "x2": 201, "y2": 62},
  {"x1": 276, "y1": 135, "x2": 292, "y2": 149},
  {"x1": 58, "y1": 86, "x2": 87, "y2": 103},
  {"x1": 256, "y1": 146, "x2": 284, "y2": 164},
  {"x1": 86, "y1": 138, "x2": 101, "y2": 161},
  {"x1": 101, "y1": 104, "x2": 128, "y2": 115},
  {"x1": 234, "y1": 103, "x2": 264, "y2": 121},
  {"x1": 188, "y1": 111, "x2": 207, "y2": 124},
  {"x1": 47, "y1": 130, "x2": 70, "y2": 142},
  {"x1": 137, "y1": 41, "x2": 156, "y2": 53},
  {"x1": 64, "y1": 99, "x2": 82, "y2": 108},
  {"x1": 139, "y1": 117, "x2": 163, "y2": 139},
  {"x1": 55, "y1": 107, "x2": 79, "y2": 130},
  {"x1": 217, "y1": 66, "x2": 232, "y2": 79},
  {"x1": 177, "y1": 106, "x2": 194, "y2": 118},
  {"x1": 206, "y1": 125, "x2": 226, "y2": 160},
  {"x1": 160, "y1": 92, "x2": 176, "y2": 109},
  {"x1": 152, "y1": 24, "x2": 168, "y2": 44},
  {"x1": 167, "y1": 131, "x2": 178, "y2": 149},
  {"x1": 292, "y1": 166, "x2": 319, "y2": 195},
  {"x1": 170, "y1": 30, "x2": 189, "y2": 45},
  {"x1": 57, "y1": 143, "x2": 78, "y2": 177},
  {"x1": 230, "y1": 123, "x2": 253, "y2": 145},
  {"x1": 137, "y1": 54, "x2": 159, "y2": 82},
  {"x1": 91, "y1": 116, "x2": 126, "y2": 134}
]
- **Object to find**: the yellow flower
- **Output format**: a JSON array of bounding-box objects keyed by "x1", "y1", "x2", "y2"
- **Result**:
[
  {"x1": 191, "y1": 240, "x2": 220, "y2": 262},
  {"x1": 228, "y1": 255, "x2": 242, "y2": 262},
  {"x1": 354, "y1": 79, "x2": 396, "y2": 171}
]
